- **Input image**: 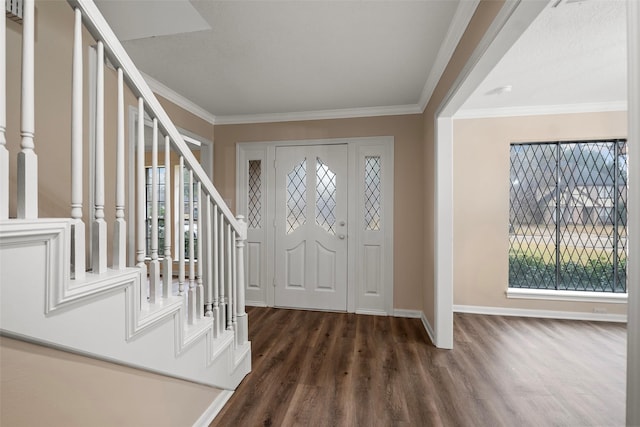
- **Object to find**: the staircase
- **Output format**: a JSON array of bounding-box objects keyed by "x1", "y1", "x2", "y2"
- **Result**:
[{"x1": 0, "y1": 0, "x2": 250, "y2": 391}]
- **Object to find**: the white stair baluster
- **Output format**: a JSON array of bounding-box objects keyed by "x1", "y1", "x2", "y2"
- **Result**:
[
  {"x1": 235, "y1": 215, "x2": 248, "y2": 346},
  {"x1": 232, "y1": 228, "x2": 237, "y2": 341},
  {"x1": 196, "y1": 182, "x2": 204, "y2": 318},
  {"x1": 205, "y1": 195, "x2": 213, "y2": 317},
  {"x1": 212, "y1": 204, "x2": 220, "y2": 334},
  {"x1": 162, "y1": 136, "x2": 172, "y2": 297},
  {"x1": 149, "y1": 118, "x2": 160, "y2": 302},
  {"x1": 0, "y1": 8, "x2": 8, "y2": 219},
  {"x1": 17, "y1": 0, "x2": 37, "y2": 219},
  {"x1": 92, "y1": 41, "x2": 107, "y2": 274},
  {"x1": 178, "y1": 156, "x2": 185, "y2": 296},
  {"x1": 136, "y1": 97, "x2": 147, "y2": 300},
  {"x1": 226, "y1": 222, "x2": 233, "y2": 331},
  {"x1": 70, "y1": 8, "x2": 85, "y2": 279},
  {"x1": 113, "y1": 67, "x2": 126, "y2": 271},
  {"x1": 188, "y1": 170, "x2": 196, "y2": 324},
  {"x1": 219, "y1": 212, "x2": 225, "y2": 335}
]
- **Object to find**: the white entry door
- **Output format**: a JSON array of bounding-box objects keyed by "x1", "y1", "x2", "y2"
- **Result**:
[{"x1": 274, "y1": 145, "x2": 348, "y2": 311}]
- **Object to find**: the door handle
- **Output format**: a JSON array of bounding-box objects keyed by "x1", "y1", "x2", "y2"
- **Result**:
[{"x1": 338, "y1": 234, "x2": 346, "y2": 240}]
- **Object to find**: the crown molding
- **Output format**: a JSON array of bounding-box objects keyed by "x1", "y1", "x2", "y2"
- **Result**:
[
  {"x1": 418, "y1": 0, "x2": 480, "y2": 112},
  {"x1": 454, "y1": 101, "x2": 628, "y2": 119},
  {"x1": 136, "y1": 0, "x2": 478, "y2": 128},
  {"x1": 214, "y1": 104, "x2": 423, "y2": 125},
  {"x1": 140, "y1": 72, "x2": 216, "y2": 125}
]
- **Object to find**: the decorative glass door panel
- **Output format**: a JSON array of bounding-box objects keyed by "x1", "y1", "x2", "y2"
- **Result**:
[{"x1": 274, "y1": 145, "x2": 348, "y2": 311}]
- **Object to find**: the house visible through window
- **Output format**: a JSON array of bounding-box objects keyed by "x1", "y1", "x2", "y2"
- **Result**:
[
  {"x1": 509, "y1": 140, "x2": 627, "y2": 293},
  {"x1": 145, "y1": 165, "x2": 198, "y2": 260},
  {"x1": 177, "y1": 166, "x2": 198, "y2": 260},
  {"x1": 145, "y1": 166, "x2": 166, "y2": 256}
]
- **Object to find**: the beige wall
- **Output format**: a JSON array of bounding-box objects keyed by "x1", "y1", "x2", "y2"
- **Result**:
[
  {"x1": 12, "y1": 0, "x2": 609, "y2": 319},
  {"x1": 453, "y1": 111, "x2": 627, "y2": 315},
  {"x1": 6, "y1": 1, "x2": 94, "y2": 220},
  {"x1": 421, "y1": 0, "x2": 506, "y2": 325},
  {"x1": 5, "y1": 0, "x2": 213, "y2": 263},
  {"x1": 214, "y1": 115, "x2": 424, "y2": 310},
  {"x1": 157, "y1": 95, "x2": 214, "y2": 143}
]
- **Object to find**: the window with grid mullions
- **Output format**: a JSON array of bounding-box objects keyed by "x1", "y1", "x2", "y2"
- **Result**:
[
  {"x1": 509, "y1": 140, "x2": 627, "y2": 293},
  {"x1": 145, "y1": 166, "x2": 166, "y2": 256}
]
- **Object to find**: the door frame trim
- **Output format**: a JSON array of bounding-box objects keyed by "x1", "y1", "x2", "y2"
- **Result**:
[{"x1": 237, "y1": 137, "x2": 394, "y2": 314}]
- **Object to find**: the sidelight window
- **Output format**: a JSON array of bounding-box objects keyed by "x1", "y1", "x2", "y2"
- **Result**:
[{"x1": 248, "y1": 160, "x2": 262, "y2": 229}]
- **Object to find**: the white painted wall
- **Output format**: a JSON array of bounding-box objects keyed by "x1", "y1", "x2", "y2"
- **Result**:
[{"x1": 626, "y1": 0, "x2": 639, "y2": 424}]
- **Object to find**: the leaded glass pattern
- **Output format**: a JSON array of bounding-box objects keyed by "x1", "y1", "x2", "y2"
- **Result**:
[
  {"x1": 509, "y1": 140, "x2": 627, "y2": 293},
  {"x1": 364, "y1": 156, "x2": 381, "y2": 231},
  {"x1": 287, "y1": 159, "x2": 306, "y2": 234},
  {"x1": 315, "y1": 157, "x2": 337, "y2": 234},
  {"x1": 248, "y1": 160, "x2": 262, "y2": 229}
]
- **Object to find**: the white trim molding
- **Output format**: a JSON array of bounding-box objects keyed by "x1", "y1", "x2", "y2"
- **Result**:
[
  {"x1": 355, "y1": 309, "x2": 388, "y2": 317},
  {"x1": 421, "y1": 313, "x2": 437, "y2": 345},
  {"x1": 216, "y1": 104, "x2": 421, "y2": 125},
  {"x1": 141, "y1": 71, "x2": 216, "y2": 125},
  {"x1": 507, "y1": 288, "x2": 628, "y2": 304},
  {"x1": 455, "y1": 101, "x2": 628, "y2": 119},
  {"x1": 0, "y1": 219, "x2": 70, "y2": 312},
  {"x1": 245, "y1": 301, "x2": 268, "y2": 308},
  {"x1": 626, "y1": 0, "x2": 640, "y2": 424},
  {"x1": 192, "y1": 390, "x2": 234, "y2": 427},
  {"x1": 392, "y1": 309, "x2": 422, "y2": 319},
  {"x1": 454, "y1": 304, "x2": 627, "y2": 323},
  {"x1": 418, "y1": 0, "x2": 480, "y2": 111},
  {"x1": 433, "y1": 0, "x2": 548, "y2": 351},
  {"x1": 393, "y1": 310, "x2": 437, "y2": 345}
]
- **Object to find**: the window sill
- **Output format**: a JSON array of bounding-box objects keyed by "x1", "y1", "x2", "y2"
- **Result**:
[{"x1": 506, "y1": 288, "x2": 628, "y2": 304}]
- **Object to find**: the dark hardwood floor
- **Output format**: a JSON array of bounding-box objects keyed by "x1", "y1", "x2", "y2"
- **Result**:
[{"x1": 211, "y1": 307, "x2": 626, "y2": 427}]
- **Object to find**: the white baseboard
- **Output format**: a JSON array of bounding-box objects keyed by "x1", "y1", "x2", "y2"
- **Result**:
[
  {"x1": 420, "y1": 313, "x2": 436, "y2": 345},
  {"x1": 356, "y1": 309, "x2": 388, "y2": 316},
  {"x1": 245, "y1": 301, "x2": 268, "y2": 307},
  {"x1": 192, "y1": 390, "x2": 234, "y2": 427},
  {"x1": 392, "y1": 309, "x2": 422, "y2": 318},
  {"x1": 453, "y1": 304, "x2": 627, "y2": 323},
  {"x1": 392, "y1": 309, "x2": 436, "y2": 345}
]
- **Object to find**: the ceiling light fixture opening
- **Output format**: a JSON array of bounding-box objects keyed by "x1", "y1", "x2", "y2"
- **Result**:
[{"x1": 485, "y1": 85, "x2": 513, "y2": 96}]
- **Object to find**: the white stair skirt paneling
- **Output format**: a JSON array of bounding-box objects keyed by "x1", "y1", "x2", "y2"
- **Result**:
[{"x1": 0, "y1": 219, "x2": 250, "y2": 390}]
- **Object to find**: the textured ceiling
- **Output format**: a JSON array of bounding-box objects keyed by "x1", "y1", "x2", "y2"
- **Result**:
[
  {"x1": 458, "y1": 0, "x2": 627, "y2": 116},
  {"x1": 95, "y1": 0, "x2": 628, "y2": 121},
  {"x1": 95, "y1": 0, "x2": 461, "y2": 118}
]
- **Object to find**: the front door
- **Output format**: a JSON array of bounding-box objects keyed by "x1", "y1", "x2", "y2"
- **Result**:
[{"x1": 274, "y1": 145, "x2": 348, "y2": 311}]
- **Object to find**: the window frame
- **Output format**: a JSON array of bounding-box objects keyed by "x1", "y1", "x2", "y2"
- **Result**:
[{"x1": 508, "y1": 139, "x2": 629, "y2": 301}]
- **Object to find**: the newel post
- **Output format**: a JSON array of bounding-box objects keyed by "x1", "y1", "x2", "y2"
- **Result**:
[{"x1": 235, "y1": 215, "x2": 248, "y2": 346}]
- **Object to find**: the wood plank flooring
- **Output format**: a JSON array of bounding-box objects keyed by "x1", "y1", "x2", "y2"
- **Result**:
[{"x1": 211, "y1": 307, "x2": 626, "y2": 427}]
